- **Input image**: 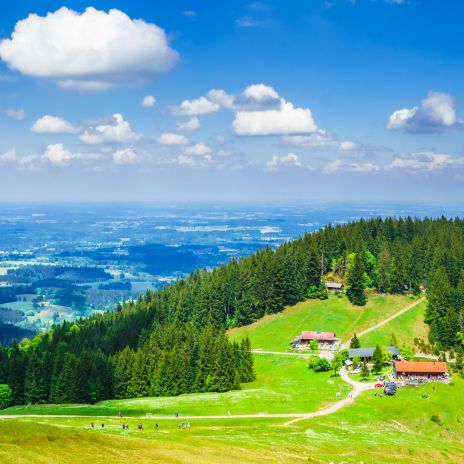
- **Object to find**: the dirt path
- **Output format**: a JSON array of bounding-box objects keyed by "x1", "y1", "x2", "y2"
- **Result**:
[{"x1": 341, "y1": 297, "x2": 426, "y2": 349}]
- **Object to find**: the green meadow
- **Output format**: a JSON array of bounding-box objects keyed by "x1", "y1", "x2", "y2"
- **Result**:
[
  {"x1": 229, "y1": 293, "x2": 418, "y2": 351},
  {"x1": 1, "y1": 294, "x2": 462, "y2": 464}
]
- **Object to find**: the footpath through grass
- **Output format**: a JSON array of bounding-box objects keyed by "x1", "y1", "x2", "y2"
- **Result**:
[
  {"x1": 359, "y1": 299, "x2": 429, "y2": 347},
  {"x1": 1, "y1": 378, "x2": 464, "y2": 464},
  {"x1": 229, "y1": 293, "x2": 417, "y2": 351}
]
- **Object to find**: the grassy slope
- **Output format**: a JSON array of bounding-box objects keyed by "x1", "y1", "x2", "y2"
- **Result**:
[
  {"x1": 1, "y1": 379, "x2": 464, "y2": 464},
  {"x1": 229, "y1": 293, "x2": 417, "y2": 351},
  {"x1": 2, "y1": 293, "x2": 463, "y2": 463},
  {"x1": 359, "y1": 299, "x2": 429, "y2": 347},
  {"x1": 1, "y1": 354, "x2": 349, "y2": 416}
]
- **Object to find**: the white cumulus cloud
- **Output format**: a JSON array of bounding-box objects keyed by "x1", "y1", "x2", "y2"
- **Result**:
[
  {"x1": 5, "y1": 108, "x2": 27, "y2": 120},
  {"x1": 266, "y1": 152, "x2": 301, "y2": 170},
  {"x1": 387, "y1": 91, "x2": 462, "y2": 133},
  {"x1": 170, "y1": 96, "x2": 220, "y2": 116},
  {"x1": 80, "y1": 114, "x2": 142, "y2": 145},
  {"x1": 183, "y1": 143, "x2": 211, "y2": 156},
  {"x1": 158, "y1": 133, "x2": 189, "y2": 145},
  {"x1": 31, "y1": 115, "x2": 79, "y2": 134},
  {"x1": 42, "y1": 143, "x2": 74, "y2": 166},
  {"x1": 142, "y1": 95, "x2": 156, "y2": 108},
  {"x1": 176, "y1": 117, "x2": 200, "y2": 131},
  {"x1": 0, "y1": 7, "x2": 179, "y2": 91},
  {"x1": 233, "y1": 101, "x2": 317, "y2": 136},
  {"x1": 0, "y1": 149, "x2": 17, "y2": 163},
  {"x1": 112, "y1": 147, "x2": 138, "y2": 165},
  {"x1": 388, "y1": 152, "x2": 463, "y2": 171}
]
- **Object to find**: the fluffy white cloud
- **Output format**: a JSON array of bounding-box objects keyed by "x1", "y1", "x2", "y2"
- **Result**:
[
  {"x1": 157, "y1": 133, "x2": 189, "y2": 145},
  {"x1": 387, "y1": 91, "x2": 461, "y2": 132},
  {"x1": 112, "y1": 147, "x2": 138, "y2": 165},
  {"x1": 80, "y1": 114, "x2": 142, "y2": 145},
  {"x1": 5, "y1": 108, "x2": 27, "y2": 120},
  {"x1": 170, "y1": 97, "x2": 220, "y2": 116},
  {"x1": 266, "y1": 152, "x2": 301, "y2": 170},
  {"x1": 175, "y1": 154, "x2": 196, "y2": 166},
  {"x1": 0, "y1": 149, "x2": 17, "y2": 163},
  {"x1": 0, "y1": 7, "x2": 179, "y2": 90},
  {"x1": 183, "y1": 143, "x2": 211, "y2": 156},
  {"x1": 142, "y1": 95, "x2": 156, "y2": 108},
  {"x1": 242, "y1": 83, "x2": 279, "y2": 102},
  {"x1": 42, "y1": 143, "x2": 74, "y2": 166},
  {"x1": 323, "y1": 160, "x2": 379, "y2": 173},
  {"x1": 176, "y1": 117, "x2": 200, "y2": 131},
  {"x1": 388, "y1": 152, "x2": 464, "y2": 171},
  {"x1": 233, "y1": 101, "x2": 317, "y2": 136},
  {"x1": 208, "y1": 84, "x2": 280, "y2": 111},
  {"x1": 31, "y1": 115, "x2": 79, "y2": 134}
]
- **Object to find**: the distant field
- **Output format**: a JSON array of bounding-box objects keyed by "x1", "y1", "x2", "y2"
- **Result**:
[
  {"x1": 2, "y1": 354, "x2": 349, "y2": 417},
  {"x1": 0, "y1": 300, "x2": 34, "y2": 312},
  {"x1": 229, "y1": 294, "x2": 417, "y2": 351},
  {"x1": 359, "y1": 299, "x2": 429, "y2": 347},
  {"x1": 1, "y1": 378, "x2": 463, "y2": 464}
]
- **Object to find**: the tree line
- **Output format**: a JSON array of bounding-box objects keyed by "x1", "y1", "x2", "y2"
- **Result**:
[{"x1": 1, "y1": 216, "x2": 464, "y2": 406}]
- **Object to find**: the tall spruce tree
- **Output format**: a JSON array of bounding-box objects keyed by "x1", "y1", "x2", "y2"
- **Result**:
[{"x1": 346, "y1": 252, "x2": 367, "y2": 306}]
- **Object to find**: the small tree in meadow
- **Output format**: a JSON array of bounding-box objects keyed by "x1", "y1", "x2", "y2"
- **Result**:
[
  {"x1": 314, "y1": 357, "x2": 331, "y2": 372},
  {"x1": 372, "y1": 345, "x2": 383, "y2": 373},
  {"x1": 309, "y1": 339, "x2": 319, "y2": 351},
  {"x1": 360, "y1": 359, "x2": 370, "y2": 379},
  {"x1": 350, "y1": 334, "x2": 360, "y2": 349}
]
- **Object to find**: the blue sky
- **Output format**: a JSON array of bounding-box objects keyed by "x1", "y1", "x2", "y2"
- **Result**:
[{"x1": 0, "y1": 0, "x2": 463, "y2": 202}]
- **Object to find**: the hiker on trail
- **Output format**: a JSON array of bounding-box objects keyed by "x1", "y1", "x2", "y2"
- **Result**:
[
  {"x1": 178, "y1": 423, "x2": 181, "y2": 429},
  {"x1": 138, "y1": 423, "x2": 143, "y2": 431},
  {"x1": 122, "y1": 424, "x2": 126, "y2": 430},
  {"x1": 102, "y1": 423, "x2": 105, "y2": 428},
  {"x1": 182, "y1": 422, "x2": 186, "y2": 430},
  {"x1": 91, "y1": 422, "x2": 94, "y2": 428},
  {"x1": 155, "y1": 423, "x2": 159, "y2": 431},
  {"x1": 187, "y1": 422, "x2": 190, "y2": 430}
]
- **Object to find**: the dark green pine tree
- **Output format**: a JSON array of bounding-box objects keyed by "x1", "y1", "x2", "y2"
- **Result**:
[
  {"x1": 239, "y1": 337, "x2": 256, "y2": 383},
  {"x1": 24, "y1": 351, "x2": 47, "y2": 404},
  {"x1": 349, "y1": 333, "x2": 361, "y2": 349},
  {"x1": 306, "y1": 247, "x2": 321, "y2": 288},
  {"x1": 55, "y1": 353, "x2": 79, "y2": 403},
  {"x1": 126, "y1": 348, "x2": 149, "y2": 398},
  {"x1": 346, "y1": 252, "x2": 367, "y2": 306},
  {"x1": 113, "y1": 347, "x2": 134, "y2": 399},
  {"x1": 372, "y1": 345, "x2": 383, "y2": 373}
]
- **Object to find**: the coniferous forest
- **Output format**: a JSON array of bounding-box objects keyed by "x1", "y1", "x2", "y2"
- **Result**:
[{"x1": 1, "y1": 216, "x2": 464, "y2": 406}]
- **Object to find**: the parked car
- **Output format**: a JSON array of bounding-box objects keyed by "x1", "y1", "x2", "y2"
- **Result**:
[
  {"x1": 384, "y1": 389, "x2": 396, "y2": 396},
  {"x1": 385, "y1": 382, "x2": 398, "y2": 390},
  {"x1": 375, "y1": 382, "x2": 384, "y2": 388},
  {"x1": 351, "y1": 368, "x2": 361, "y2": 374}
]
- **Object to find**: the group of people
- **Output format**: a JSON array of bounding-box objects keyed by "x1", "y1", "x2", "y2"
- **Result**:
[{"x1": 177, "y1": 421, "x2": 191, "y2": 430}]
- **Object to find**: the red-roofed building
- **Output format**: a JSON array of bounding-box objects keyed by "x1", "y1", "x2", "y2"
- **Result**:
[
  {"x1": 393, "y1": 361, "x2": 449, "y2": 381},
  {"x1": 292, "y1": 331, "x2": 341, "y2": 350}
]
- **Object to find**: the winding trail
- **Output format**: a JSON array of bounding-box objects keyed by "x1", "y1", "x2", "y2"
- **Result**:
[
  {"x1": 0, "y1": 299, "x2": 422, "y2": 425},
  {"x1": 341, "y1": 297, "x2": 425, "y2": 349}
]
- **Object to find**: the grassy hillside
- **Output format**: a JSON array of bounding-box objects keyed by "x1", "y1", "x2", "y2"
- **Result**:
[
  {"x1": 229, "y1": 293, "x2": 418, "y2": 351},
  {"x1": 359, "y1": 299, "x2": 429, "y2": 347},
  {"x1": 1, "y1": 378, "x2": 463, "y2": 464},
  {"x1": 1, "y1": 354, "x2": 349, "y2": 417}
]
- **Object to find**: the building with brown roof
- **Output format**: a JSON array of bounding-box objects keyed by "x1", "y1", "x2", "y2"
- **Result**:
[{"x1": 393, "y1": 361, "x2": 448, "y2": 381}]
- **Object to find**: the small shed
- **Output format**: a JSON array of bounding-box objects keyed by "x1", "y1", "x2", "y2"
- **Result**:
[{"x1": 326, "y1": 282, "x2": 344, "y2": 291}]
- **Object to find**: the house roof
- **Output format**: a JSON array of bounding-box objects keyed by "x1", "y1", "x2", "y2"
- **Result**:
[
  {"x1": 326, "y1": 282, "x2": 343, "y2": 289},
  {"x1": 300, "y1": 331, "x2": 335, "y2": 341},
  {"x1": 394, "y1": 361, "x2": 448, "y2": 374},
  {"x1": 348, "y1": 346, "x2": 400, "y2": 358}
]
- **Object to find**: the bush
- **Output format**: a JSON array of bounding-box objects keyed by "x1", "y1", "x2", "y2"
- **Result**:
[
  {"x1": 430, "y1": 414, "x2": 443, "y2": 426},
  {"x1": 0, "y1": 384, "x2": 12, "y2": 410},
  {"x1": 314, "y1": 357, "x2": 331, "y2": 372}
]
